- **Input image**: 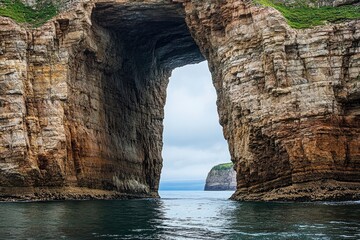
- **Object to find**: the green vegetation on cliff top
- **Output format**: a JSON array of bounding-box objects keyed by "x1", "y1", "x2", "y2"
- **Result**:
[
  {"x1": 254, "y1": 0, "x2": 360, "y2": 29},
  {"x1": 1, "y1": 0, "x2": 358, "y2": 29},
  {"x1": 212, "y1": 162, "x2": 234, "y2": 171},
  {"x1": 0, "y1": 0, "x2": 57, "y2": 27}
]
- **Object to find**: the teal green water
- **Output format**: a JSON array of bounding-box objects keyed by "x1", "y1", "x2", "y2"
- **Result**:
[{"x1": 0, "y1": 191, "x2": 359, "y2": 239}]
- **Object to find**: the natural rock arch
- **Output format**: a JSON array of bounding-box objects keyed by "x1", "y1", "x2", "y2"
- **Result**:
[{"x1": 0, "y1": 0, "x2": 359, "y2": 201}]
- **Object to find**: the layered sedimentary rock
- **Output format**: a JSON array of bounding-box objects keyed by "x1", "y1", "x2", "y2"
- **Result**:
[
  {"x1": 0, "y1": 0, "x2": 359, "y2": 201},
  {"x1": 0, "y1": 0, "x2": 203, "y2": 200},
  {"x1": 205, "y1": 163, "x2": 236, "y2": 191},
  {"x1": 184, "y1": 0, "x2": 360, "y2": 201}
]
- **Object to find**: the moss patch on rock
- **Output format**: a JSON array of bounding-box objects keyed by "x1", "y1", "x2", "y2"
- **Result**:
[
  {"x1": 0, "y1": 0, "x2": 57, "y2": 27},
  {"x1": 254, "y1": 0, "x2": 360, "y2": 28}
]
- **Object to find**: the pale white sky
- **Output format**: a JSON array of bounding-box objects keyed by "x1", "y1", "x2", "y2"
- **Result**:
[{"x1": 161, "y1": 61, "x2": 231, "y2": 182}]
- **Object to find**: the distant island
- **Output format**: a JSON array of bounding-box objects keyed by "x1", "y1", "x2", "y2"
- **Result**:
[{"x1": 204, "y1": 163, "x2": 236, "y2": 191}]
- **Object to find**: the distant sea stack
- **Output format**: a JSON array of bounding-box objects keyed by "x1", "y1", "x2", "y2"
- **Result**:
[{"x1": 205, "y1": 163, "x2": 236, "y2": 191}]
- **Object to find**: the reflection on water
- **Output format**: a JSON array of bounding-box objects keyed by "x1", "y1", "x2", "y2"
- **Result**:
[
  {"x1": 225, "y1": 201, "x2": 360, "y2": 239},
  {"x1": 0, "y1": 191, "x2": 359, "y2": 239}
]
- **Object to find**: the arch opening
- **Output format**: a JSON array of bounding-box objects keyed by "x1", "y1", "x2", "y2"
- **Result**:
[
  {"x1": 84, "y1": 2, "x2": 221, "y2": 197},
  {"x1": 159, "y1": 62, "x2": 231, "y2": 192}
]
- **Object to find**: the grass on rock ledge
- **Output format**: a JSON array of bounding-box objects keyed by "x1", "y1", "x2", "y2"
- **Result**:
[
  {"x1": 254, "y1": 0, "x2": 360, "y2": 29},
  {"x1": 212, "y1": 163, "x2": 234, "y2": 171},
  {"x1": 0, "y1": 0, "x2": 57, "y2": 27}
]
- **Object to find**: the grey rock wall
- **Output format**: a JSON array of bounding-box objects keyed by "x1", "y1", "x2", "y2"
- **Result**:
[{"x1": 205, "y1": 166, "x2": 236, "y2": 191}]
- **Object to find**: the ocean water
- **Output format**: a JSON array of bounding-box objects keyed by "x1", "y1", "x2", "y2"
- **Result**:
[{"x1": 0, "y1": 191, "x2": 359, "y2": 240}]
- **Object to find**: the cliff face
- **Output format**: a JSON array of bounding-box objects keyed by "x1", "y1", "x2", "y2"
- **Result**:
[
  {"x1": 0, "y1": 0, "x2": 359, "y2": 201},
  {"x1": 184, "y1": 0, "x2": 360, "y2": 201},
  {"x1": 0, "y1": 1, "x2": 203, "y2": 199},
  {"x1": 205, "y1": 163, "x2": 236, "y2": 191}
]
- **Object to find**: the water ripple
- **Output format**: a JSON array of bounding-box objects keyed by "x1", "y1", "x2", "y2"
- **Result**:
[{"x1": 0, "y1": 191, "x2": 359, "y2": 239}]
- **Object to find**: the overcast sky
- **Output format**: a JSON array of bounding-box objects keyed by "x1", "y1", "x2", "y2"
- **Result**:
[{"x1": 160, "y1": 61, "x2": 231, "y2": 182}]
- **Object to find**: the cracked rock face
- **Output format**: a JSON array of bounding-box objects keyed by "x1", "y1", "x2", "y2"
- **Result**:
[{"x1": 0, "y1": 0, "x2": 359, "y2": 201}]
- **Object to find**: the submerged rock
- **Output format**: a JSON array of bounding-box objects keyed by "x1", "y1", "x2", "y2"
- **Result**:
[{"x1": 205, "y1": 163, "x2": 236, "y2": 191}]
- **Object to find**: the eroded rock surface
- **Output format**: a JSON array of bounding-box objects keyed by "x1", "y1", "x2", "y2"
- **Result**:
[
  {"x1": 184, "y1": 0, "x2": 360, "y2": 201},
  {"x1": 0, "y1": 0, "x2": 203, "y2": 200},
  {"x1": 0, "y1": 0, "x2": 359, "y2": 201}
]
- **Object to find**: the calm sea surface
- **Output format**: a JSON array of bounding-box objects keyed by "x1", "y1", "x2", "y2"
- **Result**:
[{"x1": 0, "y1": 191, "x2": 359, "y2": 239}]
